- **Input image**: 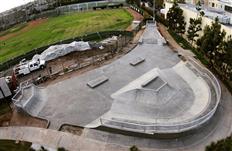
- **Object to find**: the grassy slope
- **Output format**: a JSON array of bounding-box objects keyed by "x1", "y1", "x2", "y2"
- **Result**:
[
  {"x1": 0, "y1": 140, "x2": 31, "y2": 151},
  {"x1": 0, "y1": 23, "x2": 27, "y2": 37},
  {"x1": 0, "y1": 9, "x2": 133, "y2": 63},
  {"x1": 0, "y1": 102, "x2": 11, "y2": 115}
]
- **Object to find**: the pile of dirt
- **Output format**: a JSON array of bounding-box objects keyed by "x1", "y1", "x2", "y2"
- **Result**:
[
  {"x1": 0, "y1": 112, "x2": 12, "y2": 126},
  {"x1": 60, "y1": 125, "x2": 83, "y2": 136},
  {"x1": 10, "y1": 110, "x2": 47, "y2": 128}
]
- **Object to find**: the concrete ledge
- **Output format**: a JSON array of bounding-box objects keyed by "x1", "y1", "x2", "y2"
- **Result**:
[
  {"x1": 141, "y1": 75, "x2": 159, "y2": 87},
  {"x1": 87, "y1": 75, "x2": 109, "y2": 88},
  {"x1": 130, "y1": 57, "x2": 145, "y2": 66}
]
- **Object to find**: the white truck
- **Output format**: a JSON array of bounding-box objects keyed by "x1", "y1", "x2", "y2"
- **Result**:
[{"x1": 14, "y1": 59, "x2": 46, "y2": 77}]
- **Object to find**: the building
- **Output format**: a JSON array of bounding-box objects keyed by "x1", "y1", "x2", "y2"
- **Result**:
[
  {"x1": 162, "y1": 2, "x2": 232, "y2": 36},
  {"x1": 206, "y1": 0, "x2": 232, "y2": 13},
  {"x1": 0, "y1": 0, "x2": 54, "y2": 31}
]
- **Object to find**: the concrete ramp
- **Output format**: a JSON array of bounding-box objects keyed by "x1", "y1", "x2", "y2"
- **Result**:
[
  {"x1": 100, "y1": 61, "x2": 219, "y2": 134},
  {"x1": 12, "y1": 23, "x2": 220, "y2": 134},
  {"x1": 24, "y1": 86, "x2": 47, "y2": 116},
  {"x1": 13, "y1": 85, "x2": 48, "y2": 117}
]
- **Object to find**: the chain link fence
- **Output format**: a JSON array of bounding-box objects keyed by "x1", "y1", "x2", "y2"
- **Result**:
[{"x1": 0, "y1": 31, "x2": 133, "y2": 73}]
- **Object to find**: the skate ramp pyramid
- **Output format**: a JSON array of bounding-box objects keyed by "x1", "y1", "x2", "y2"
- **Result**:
[{"x1": 100, "y1": 61, "x2": 220, "y2": 134}]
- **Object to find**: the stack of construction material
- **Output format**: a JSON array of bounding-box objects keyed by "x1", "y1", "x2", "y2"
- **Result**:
[{"x1": 33, "y1": 41, "x2": 91, "y2": 62}]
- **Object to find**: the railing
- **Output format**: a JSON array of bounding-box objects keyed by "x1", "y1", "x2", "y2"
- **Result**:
[
  {"x1": 12, "y1": 82, "x2": 50, "y2": 128},
  {"x1": 58, "y1": 0, "x2": 126, "y2": 13},
  {"x1": 100, "y1": 57, "x2": 221, "y2": 134},
  {"x1": 12, "y1": 79, "x2": 33, "y2": 105}
]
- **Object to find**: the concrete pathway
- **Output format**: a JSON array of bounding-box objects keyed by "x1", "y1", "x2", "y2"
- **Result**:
[
  {"x1": 0, "y1": 126, "x2": 160, "y2": 151},
  {"x1": 158, "y1": 23, "x2": 195, "y2": 58}
]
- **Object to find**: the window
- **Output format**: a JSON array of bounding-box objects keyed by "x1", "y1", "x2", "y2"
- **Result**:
[
  {"x1": 212, "y1": 3, "x2": 215, "y2": 7},
  {"x1": 225, "y1": 5, "x2": 232, "y2": 13}
]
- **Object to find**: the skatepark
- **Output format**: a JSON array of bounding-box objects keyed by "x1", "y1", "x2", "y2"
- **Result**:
[{"x1": 12, "y1": 22, "x2": 221, "y2": 135}]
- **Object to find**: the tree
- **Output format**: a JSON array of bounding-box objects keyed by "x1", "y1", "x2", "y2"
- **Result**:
[
  {"x1": 130, "y1": 145, "x2": 140, "y2": 151},
  {"x1": 197, "y1": 18, "x2": 226, "y2": 66},
  {"x1": 219, "y1": 36, "x2": 232, "y2": 80},
  {"x1": 58, "y1": 147, "x2": 68, "y2": 151},
  {"x1": 187, "y1": 0, "x2": 204, "y2": 45},
  {"x1": 39, "y1": 146, "x2": 48, "y2": 151},
  {"x1": 166, "y1": 1, "x2": 186, "y2": 35},
  {"x1": 134, "y1": 0, "x2": 141, "y2": 7},
  {"x1": 126, "y1": 0, "x2": 134, "y2": 4},
  {"x1": 196, "y1": 1, "x2": 201, "y2": 12},
  {"x1": 187, "y1": 17, "x2": 202, "y2": 44},
  {"x1": 205, "y1": 135, "x2": 232, "y2": 151},
  {"x1": 146, "y1": 0, "x2": 164, "y2": 9},
  {"x1": 195, "y1": 1, "x2": 205, "y2": 17}
]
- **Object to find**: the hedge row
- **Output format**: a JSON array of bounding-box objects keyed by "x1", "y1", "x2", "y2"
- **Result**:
[{"x1": 0, "y1": 30, "x2": 133, "y2": 71}]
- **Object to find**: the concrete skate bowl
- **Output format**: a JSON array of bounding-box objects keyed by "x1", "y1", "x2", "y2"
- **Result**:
[
  {"x1": 12, "y1": 81, "x2": 48, "y2": 122},
  {"x1": 100, "y1": 59, "x2": 221, "y2": 134}
]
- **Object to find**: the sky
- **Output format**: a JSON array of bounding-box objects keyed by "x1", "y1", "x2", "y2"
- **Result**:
[{"x1": 0, "y1": 0, "x2": 34, "y2": 13}]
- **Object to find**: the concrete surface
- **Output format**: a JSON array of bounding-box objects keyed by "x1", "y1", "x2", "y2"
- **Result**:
[
  {"x1": 1, "y1": 87, "x2": 232, "y2": 151},
  {"x1": 6, "y1": 22, "x2": 232, "y2": 151},
  {"x1": 14, "y1": 23, "x2": 180, "y2": 129},
  {"x1": 101, "y1": 60, "x2": 217, "y2": 133}
]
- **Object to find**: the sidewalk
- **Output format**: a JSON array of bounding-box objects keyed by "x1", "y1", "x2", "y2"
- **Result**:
[
  {"x1": 0, "y1": 126, "x2": 158, "y2": 151},
  {"x1": 157, "y1": 23, "x2": 195, "y2": 58}
]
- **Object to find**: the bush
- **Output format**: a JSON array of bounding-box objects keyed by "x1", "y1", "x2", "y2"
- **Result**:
[
  {"x1": 58, "y1": 147, "x2": 68, "y2": 151},
  {"x1": 168, "y1": 29, "x2": 209, "y2": 65},
  {"x1": 205, "y1": 135, "x2": 232, "y2": 151},
  {"x1": 130, "y1": 145, "x2": 140, "y2": 151}
]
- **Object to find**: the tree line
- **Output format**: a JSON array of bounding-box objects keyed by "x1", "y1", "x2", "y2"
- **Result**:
[{"x1": 166, "y1": 1, "x2": 232, "y2": 81}]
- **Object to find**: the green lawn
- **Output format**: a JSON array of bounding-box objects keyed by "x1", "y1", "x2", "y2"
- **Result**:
[
  {"x1": 0, "y1": 140, "x2": 31, "y2": 151},
  {"x1": 0, "y1": 9, "x2": 133, "y2": 63},
  {"x1": 0, "y1": 23, "x2": 27, "y2": 37},
  {"x1": 0, "y1": 102, "x2": 11, "y2": 115}
]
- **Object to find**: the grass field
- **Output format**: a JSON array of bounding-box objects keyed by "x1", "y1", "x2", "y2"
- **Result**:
[
  {"x1": 0, "y1": 102, "x2": 11, "y2": 115},
  {"x1": 0, "y1": 140, "x2": 31, "y2": 151},
  {"x1": 0, "y1": 9, "x2": 133, "y2": 63}
]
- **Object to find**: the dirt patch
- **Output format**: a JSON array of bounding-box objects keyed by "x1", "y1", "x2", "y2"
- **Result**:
[
  {"x1": 0, "y1": 106, "x2": 47, "y2": 128},
  {"x1": 9, "y1": 110, "x2": 47, "y2": 128},
  {"x1": 157, "y1": 23, "x2": 181, "y2": 51},
  {"x1": 0, "y1": 112, "x2": 12, "y2": 127},
  {"x1": 126, "y1": 8, "x2": 144, "y2": 31},
  {"x1": 37, "y1": 29, "x2": 145, "y2": 87},
  {"x1": 127, "y1": 8, "x2": 144, "y2": 21},
  {"x1": 0, "y1": 18, "x2": 48, "y2": 41},
  {"x1": 60, "y1": 125, "x2": 83, "y2": 136}
]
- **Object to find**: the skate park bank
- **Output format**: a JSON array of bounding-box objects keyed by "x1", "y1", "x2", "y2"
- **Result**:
[{"x1": 12, "y1": 23, "x2": 221, "y2": 135}]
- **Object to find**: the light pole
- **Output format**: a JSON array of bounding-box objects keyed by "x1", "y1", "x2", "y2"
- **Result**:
[
  {"x1": 153, "y1": 0, "x2": 155, "y2": 22},
  {"x1": 23, "y1": 0, "x2": 28, "y2": 21}
]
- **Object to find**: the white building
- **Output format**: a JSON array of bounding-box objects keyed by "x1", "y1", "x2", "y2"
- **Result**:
[
  {"x1": 207, "y1": 0, "x2": 232, "y2": 13},
  {"x1": 162, "y1": 2, "x2": 232, "y2": 38}
]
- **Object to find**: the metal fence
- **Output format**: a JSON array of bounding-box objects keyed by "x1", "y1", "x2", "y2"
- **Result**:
[
  {"x1": 57, "y1": 0, "x2": 126, "y2": 14},
  {"x1": 100, "y1": 57, "x2": 221, "y2": 134},
  {"x1": 0, "y1": 0, "x2": 127, "y2": 31}
]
